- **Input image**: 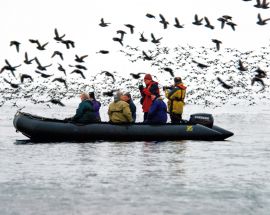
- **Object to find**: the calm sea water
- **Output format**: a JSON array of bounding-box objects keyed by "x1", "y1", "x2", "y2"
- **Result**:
[{"x1": 0, "y1": 104, "x2": 270, "y2": 215}]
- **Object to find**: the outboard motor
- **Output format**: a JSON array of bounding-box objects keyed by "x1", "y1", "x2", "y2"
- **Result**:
[{"x1": 189, "y1": 113, "x2": 214, "y2": 128}]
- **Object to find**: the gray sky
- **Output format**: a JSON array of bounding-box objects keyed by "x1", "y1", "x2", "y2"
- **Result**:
[{"x1": 1, "y1": 0, "x2": 270, "y2": 80}]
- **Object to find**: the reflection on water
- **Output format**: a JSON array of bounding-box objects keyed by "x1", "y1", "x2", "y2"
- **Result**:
[{"x1": 1, "y1": 106, "x2": 270, "y2": 215}]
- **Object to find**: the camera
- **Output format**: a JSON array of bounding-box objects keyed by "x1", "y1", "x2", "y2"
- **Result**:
[
  {"x1": 138, "y1": 84, "x2": 144, "y2": 91},
  {"x1": 162, "y1": 86, "x2": 173, "y2": 91}
]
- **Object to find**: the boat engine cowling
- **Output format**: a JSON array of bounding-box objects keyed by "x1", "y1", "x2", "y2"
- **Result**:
[{"x1": 189, "y1": 113, "x2": 214, "y2": 128}]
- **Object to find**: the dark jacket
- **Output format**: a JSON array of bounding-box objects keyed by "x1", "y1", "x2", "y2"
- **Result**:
[
  {"x1": 91, "y1": 100, "x2": 101, "y2": 121},
  {"x1": 72, "y1": 100, "x2": 99, "y2": 123},
  {"x1": 145, "y1": 97, "x2": 167, "y2": 124},
  {"x1": 140, "y1": 81, "x2": 159, "y2": 113},
  {"x1": 128, "y1": 99, "x2": 136, "y2": 122}
]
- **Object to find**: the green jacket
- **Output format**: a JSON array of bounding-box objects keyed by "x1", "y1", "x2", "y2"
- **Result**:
[
  {"x1": 73, "y1": 100, "x2": 98, "y2": 123},
  {"x1": 108, "y1": 100, "x2": 133, "y2": 123}
]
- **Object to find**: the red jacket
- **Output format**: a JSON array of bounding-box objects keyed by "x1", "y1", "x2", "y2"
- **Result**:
[{"x1": 140, "y1": 81, "x2": 159, "y2": 112}]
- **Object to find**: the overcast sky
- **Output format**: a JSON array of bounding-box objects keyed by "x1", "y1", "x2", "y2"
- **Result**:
[{"x1": 2, "y1": 0, "x2": 270, "y2": 50}]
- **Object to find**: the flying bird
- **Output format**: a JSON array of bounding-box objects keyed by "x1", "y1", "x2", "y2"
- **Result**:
[
  {"x1": 174, "y1": 17, "x2": 184, "y2": 28},
  {"x1": 51, "y1": 51, "x2": 64, "y2": 60},
  {"x1": 217, "y1": 17, "x2": 227, "y2": 29},
  {"x1": 237, "y1": 60, "x2": 248, "y2": 71},
  {"x1": 116, "y1": 30, "x2": 127, "y2": 39},
  {"x1": 262, "y1": 0, "x2": 270, "y2": 9},
  {"x1": 226, "y1": 21, "x2": 237, "y2": 31},
  {"x1": 257, "y1": 13, "x2": 270, "y2": 25},
  {"x1": 125, "y1": 24, "x2": 135, "y2": 34},
  {"x1": 10, "y1": 41, "x2": 21, "y2": 52},
  {"x1": 20, "y1": 74, "x2": 33, "y2": 83},
  {"x1": 254, "y1": 0, "x2": 269, "y2": 8},
  {"x1": 159, "y1": 14, "x2": 169, "y2": 29},
  {"x1": 163, "y1": 67, "x2": 174, "y2": 77},
  {"x1": 49, "y1": 99, "x2": 65, "y2": 107},
  {"x1": 52, "y1": 77, "x2": 68, "y2": 88},
  {"x1": 192, "y1": 14, "x2": 203, "y2": 25},
  {"x1": 99, "y1": 18, "x2": 110, "y2": 27},
  {"x1": 139, "y1": 32, "x2": 148, "y2": 42},
  {"x1": 61, "y1": 39, "x2": 75, "y2": 49},
  {"x1": 35, "y1": 70, "x2": 53, "y2": 78},
  {"x1": 54, "y1": 28, "x2": 65, "y2": 42},
  {"x1": 151, "y1": 33, "x2": 163, "y2": 44},
  {"x1": 130, "y1": 73, "x2": 146, "y2": 79},
  {"x1": 71, "y1": 69, "x2": 85, "y2": 79},
  {"x1": 222, "y1": 15, "x2": 232, "y2": 21},
  {"x1": 112, "y1": 37, "x2": 124, "y2": 46},
  {"x1": 142, "y1": 51, "x2": 153, "y2": 61},
  {"x1": 204, "y1": 17, "x2": 214, "y2": 29},
  {"x1": 69, "y1": 64, "x2": 87, "y2": 70},
  {"x1": 217, "y1": 77, "x2": 233, "y2": 89},
  {"x1": 3, "y1": 78, "x2": 19, "y2": 88},
  {"x1": 192, "y1": 60, "x2": 209, "y2": 69},
  {"x1": 254, "y1": 67, "x2": 267, "y2": 78},
  {"x1": 96, "y1": 50, "x2": 109, "y2": 54},
  {"x1": 101, "y1": 71, "x2": 115, "y2": 82},
  {"x1": 146, "y1": 13, "x2": 155, "y2": 19},
  {"x1": 75, "y1": 55, "x2": 88, "y2": 63},
  {"x1": 35, "y1": 57, "x2": 52, "y2": 71},
  {"x1": 212, "y1": 39, "x2": 222, "y2": 51},
  {"x1": 251, "y1": 77, "x2": 265, "y2": 90},
  {"x1": 29, "y1": 39, "x2": 49, "y2": 50},
  {"x1": 24, "y1": 52, "x2": 35, "y2": 64},
  {"x1": 57, "y1": 63, "x2": 66, "y2": 76}
]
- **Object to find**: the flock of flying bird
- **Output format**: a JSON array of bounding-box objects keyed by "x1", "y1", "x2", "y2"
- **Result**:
[
  {"x1": 100, "y1": 0, "x2": 270, "y2": 51},
  {"x1": 1, "y1": 29, "x2": 89, "y2": 79},
  {"x1": 0, "y1": 0, "x2": 269, "y2": 108}
]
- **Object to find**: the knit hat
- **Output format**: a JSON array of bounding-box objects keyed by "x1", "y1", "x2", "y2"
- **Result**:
[
  {"x1": 144, "y1": 73, "x2": 152, "y2": 80},
  {"x1": 174, "y1": 77, "x2": 182, "y2": 84}
]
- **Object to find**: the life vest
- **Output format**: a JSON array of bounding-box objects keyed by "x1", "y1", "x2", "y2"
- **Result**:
[{"x1": 166, "y1": 84, "x2": 186, "y2": 114}]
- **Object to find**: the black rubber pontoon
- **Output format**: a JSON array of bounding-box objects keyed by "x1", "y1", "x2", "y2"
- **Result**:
[{"x1": 13, "y1": 111, "x2": 234, "y2": 142}]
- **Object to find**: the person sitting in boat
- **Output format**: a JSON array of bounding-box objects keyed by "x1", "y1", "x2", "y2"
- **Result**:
[
  {"x1": 70, "y1": 92, "x2": 99, "y2": 123},
  {"x1": 144, "y1": 93, "x2": 167, "y2": 124},
  {"x1": 108, "y1": 91, "x2": 133, "y2": 123},
  {"x1": 164, "y1": 77, "x2": 187, "y2": 123},
  {"x1": 89, "y1": 91, "x2": 101, "y2": 122},
  {"x1": 139, "y1": 73, "x2": 159, "y2": 122},
  {"x1": 122, "y1": 92, "x2": 136, "y2": 122}
]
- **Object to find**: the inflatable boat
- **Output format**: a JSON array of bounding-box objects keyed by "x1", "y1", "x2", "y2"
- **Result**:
[{"x1": 13, "y1": 111, "x2": 234, "y2": 142}]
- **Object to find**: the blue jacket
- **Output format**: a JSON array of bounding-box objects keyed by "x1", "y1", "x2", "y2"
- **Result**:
[
  {"x1": 145, "y1": 98, "x2": 167, "y2": 124},
  {"x1": 91, "y1": 100, "x2": 101, "y2": 121}
]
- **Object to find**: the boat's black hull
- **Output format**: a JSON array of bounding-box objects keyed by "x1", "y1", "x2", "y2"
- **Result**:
[{"x1": 13, "y1": 112, "x2": 234, "y2": 142}]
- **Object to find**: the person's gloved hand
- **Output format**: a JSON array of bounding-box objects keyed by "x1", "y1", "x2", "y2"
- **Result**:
[{"x1": 139, "y1": 85, "x2": 144, "y2": 91}]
